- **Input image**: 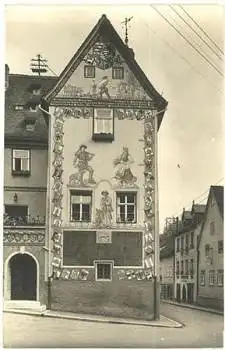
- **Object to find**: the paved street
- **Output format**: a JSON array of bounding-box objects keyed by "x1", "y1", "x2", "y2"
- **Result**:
[{"x1": 3, "y1": 303, "x2": 223, "y2": 348}]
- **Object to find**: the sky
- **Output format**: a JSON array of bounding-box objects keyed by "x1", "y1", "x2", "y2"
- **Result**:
[{"x1": 3, "y1": 3, "x2": 225, "y2": 232}]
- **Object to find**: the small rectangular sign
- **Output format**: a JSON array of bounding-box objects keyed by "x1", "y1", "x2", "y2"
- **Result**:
[{"x1": 96, "y1": 230, "x2": 112, "y2": 244}]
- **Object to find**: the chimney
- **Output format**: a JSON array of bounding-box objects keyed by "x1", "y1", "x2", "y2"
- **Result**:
[{"x1": 5, "y1": 64, "x2": 9, "y2": 91}]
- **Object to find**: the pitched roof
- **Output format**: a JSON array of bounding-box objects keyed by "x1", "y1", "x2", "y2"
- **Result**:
[
  {"x1": 5, "y1": 74, "x2": 58, "y2": 145},
  {"x1": 211, "y1": 185, "x2": 224, "y2": 218},
  {"x1": 44, "y1": 14, "x2": 168, "y2": 129},
  {"x1": 160, "y1": 233, "x2": 174, "y2": 259},
  {"x1": 197, "y1": 185, "x2": 224, "y2": 249},
  {"x1": 191, "y1": 204, "x2": 206, "y2": 214}
]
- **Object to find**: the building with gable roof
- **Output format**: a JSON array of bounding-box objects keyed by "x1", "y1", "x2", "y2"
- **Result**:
[
  {"x1": 174, "y1": 202, "x2": 206, "y2": 304},
  {"x1": 4, "y1": 14, "x2": 167, "y2": 319},
  {"x1": 197, "y1": 186, "x2": 224, "y2": 310},
  {"x1": 4, "y1": 68, "x2": 57, "y2": 309}
]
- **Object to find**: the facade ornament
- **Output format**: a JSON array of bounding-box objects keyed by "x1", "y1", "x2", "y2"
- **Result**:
[
  {"x1": 113, "y1": 147, "x2": 137, "y2": 186},
  {"x1": 95, "y1": 191, "x2": 113, "y2": 228},
  {"x1": 117, "y1": 269, "x2": 153, "y2": 281},
  {"x1": 3, "y1": 230, "x2": 45, "y2": 244},
  {"x1": 69, "y1": 145, "x2": 96, "y2": 186}
]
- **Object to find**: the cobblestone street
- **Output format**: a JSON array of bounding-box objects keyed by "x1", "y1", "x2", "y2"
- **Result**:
[{"x1": 3, "y1": 303, "x2": 223, "y2": 348}]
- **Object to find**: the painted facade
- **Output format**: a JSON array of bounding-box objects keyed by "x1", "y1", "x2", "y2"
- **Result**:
[
  {"x1": 197, "y1": 186, "x2": 224, "y2": 310},
  {"x1": 43, "y1": 15, "x2": 167, "y2": 320},
  {"x1": 3, "y1": 15, "x2": 167, "y2": 320}
]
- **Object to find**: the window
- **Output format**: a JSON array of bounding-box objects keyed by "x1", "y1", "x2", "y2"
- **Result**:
[
  {"x1": 209, "y1": 270, "x2": 215, "y2": 286},
  {"x1": 4, "y1": 205, "x2": 28, "y2": 225},
  {"x1": 14, "y1": 105, "x2": 24, "y2": 111},
  {"x1": 84, "y1": 65, "x2": 95, "y2": 78},
  {"x1": 93, "y1": 108, "x2": 114, "y2": 141},
  {"x1": 181, "y1": 260, "x2": 184, "y2": 276},
  {"x1": 218, "y1": 240, "x2": 223, "y2": 253},
  {"x1": 190, "y1": 259, "x2": 194, "y2": 278},
  {"x1": 190, "y1": 231, "x2": 194, "y2": 249},
  {"x1": 112, "y1": 67, "x2": 124, "y2": 80},
  {"x1": 176, "y1": 261, "x2": 179, "y2": 277},
  {"x1": 180, "y1": 236, "x2": 184, "y2": 252},
  {"x1": 210, "y1": 221, "x2": 215, "y2": 235},
  {"x1": 185, "y1": 234, "x2": 189, "y2": 253},
  {"x1": 70, "y1": 191, "x2": 92, "y2": 222},
  {"x1": 205, "y1": 244, "x2": 210, "y2": 257},
  {"x1": 116, "y1": 192, "x2": 137, "y2": 223},
  {"x1": 185, "y1": 260, "x2": 188, "y2": 276},
  {"x1": 200, "y1": 270, "x2": 205, "y2": 286},
  {"x1": 217, "y1": 270, "x2": 224, "y2": 286},
  {"x1": 95, "y1": 261, "x2": 113, "y2": 281},
  {"x1": 176, "y1": 237, "x2": 180, "y2": 252},
  {"x1": 12, "y1": 149, "x2": 30, "y2": 175}
]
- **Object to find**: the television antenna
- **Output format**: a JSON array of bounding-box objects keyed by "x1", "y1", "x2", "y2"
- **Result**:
[{"x1": 30, "y1": 54, "x2": 48, "y2": 76}]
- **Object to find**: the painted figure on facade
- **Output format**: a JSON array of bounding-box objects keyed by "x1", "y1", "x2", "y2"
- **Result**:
[
  {"x1": 69, "y1": 145, "x2": 96, "y2": 186},
  {"x1": 113, "y1": 147, "x2": 137, "y2": 186},
  {"x1": 98, "y1": 76, "x2": 110, "y2": 99},
  {"x1": 96, "y1": 190, "x2": 113, "y2": 228}
]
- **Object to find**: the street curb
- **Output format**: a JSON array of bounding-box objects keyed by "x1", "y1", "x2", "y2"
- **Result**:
[
  {"x1": 161, "y1": 300, "x2": 224, "y2": 316},
  {"x1": 4, "y1": 309, "x2": 183, "y2": 329}
]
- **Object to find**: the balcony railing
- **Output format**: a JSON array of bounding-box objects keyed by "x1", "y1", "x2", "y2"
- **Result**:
[{"x1": 4, "y1": 214, "x2": 45, "y2": 226}]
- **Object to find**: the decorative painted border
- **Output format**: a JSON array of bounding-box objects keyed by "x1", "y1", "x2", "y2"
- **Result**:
[
  {"x1": 3, "y1": 230, "x2": 45, "y2": 245},
  {"x1": 51, "y1": 106, "x2": 156, "y2": 280}
]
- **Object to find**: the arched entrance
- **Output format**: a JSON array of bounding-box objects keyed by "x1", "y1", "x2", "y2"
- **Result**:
[{"x1": 10, "y1": 254, "x2": 37, "y2": 300}]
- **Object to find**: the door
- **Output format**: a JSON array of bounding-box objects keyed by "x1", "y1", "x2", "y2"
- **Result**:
[
  {"x1": 176, "y1": 283, "x2": 180, "y2": 302},
  {"x1": 10, "y1": 254, "x2": 37, "y2": 300},
  {"x1": 182, "y1": 284, "x2": 186, "y2": 302}
]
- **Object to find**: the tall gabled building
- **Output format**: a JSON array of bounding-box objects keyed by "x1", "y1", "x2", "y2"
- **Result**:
[
  {"x1": 4, "y1": 69, "x2": 57, "y2": 309},
  {"x1": 4, "y1": 15, "x2": 167, "y2": 320},
  {"x1": 197, "y1": 186, "x2": 224, "y2": 310}
]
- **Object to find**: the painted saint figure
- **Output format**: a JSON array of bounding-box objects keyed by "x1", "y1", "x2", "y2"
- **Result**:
[
  {"x1": 72, "y1": 145, "x2": 96, "y2": 185},
  {"x1": 96, "y1": 191, "x2": 113, "y2": 228},
  {"x1": 113, "y1": 147, "x2": 137, "y2": 186},
  {"x1": 98, "y1": 76, "x2": 110, "y2": 99}
]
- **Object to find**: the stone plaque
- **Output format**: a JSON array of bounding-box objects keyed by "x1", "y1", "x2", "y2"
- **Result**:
[{"x1": 96, "y1": 230, "x2": 112, "y2": 244}]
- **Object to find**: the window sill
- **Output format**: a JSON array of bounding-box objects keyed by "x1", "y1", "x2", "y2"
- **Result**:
[
  {"x1": 92, "y1": 133, "x2": 114, "y2": 142},
  {"x1": 12, "y1": 170, "x2": 31, "y2": 177}
]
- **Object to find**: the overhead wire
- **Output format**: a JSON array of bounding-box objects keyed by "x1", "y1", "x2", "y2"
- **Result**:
[
  {"x1": 151, "y1": 5, "x2": 224, "y2": 77},
  {"x1": 179, "y1": 5, "x2": 224, "y2": 56},
  {"x1": 170, "y1": 177, "x2": 224, "y2": 219},
  {"x1": 148, "y1": 25, "x2": 224, "y2": 95},
  {"x1": 169, "y1": 5, "x2": 223, "y2": 61}
]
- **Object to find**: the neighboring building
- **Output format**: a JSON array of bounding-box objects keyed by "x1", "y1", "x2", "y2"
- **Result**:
[
  {"x1": 160, "y1": 232, "x2": 175, "y2": 300},
  {"x1": 175, "y1": 203, "x2": 206, "y2": 304},
  {"x1": 3, "y1": 69, "x2": 57, "y2": 309},
  {"x1": 4, "y1": 15, "x2": 168, "y2": 320},
  {"x1": 197, "y1": 186, "x2": 224, "y2": 311}
]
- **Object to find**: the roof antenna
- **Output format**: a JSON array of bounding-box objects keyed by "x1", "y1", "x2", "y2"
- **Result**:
[{"x1": 121, "y1": 16, "x2": 133, "y2": 46}]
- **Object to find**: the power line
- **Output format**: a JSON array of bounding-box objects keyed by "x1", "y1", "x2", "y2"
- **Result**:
[
  {"x1": 46, "y1": 64, "x2": 58, "y2": 77},
  {"x1": 169, "y1": 5, "x2": 223, "y2": 61},
  {"x1": 179, "y1": 5, "x2": 224, "y2": 56},
  {"x1": 149, "y1": 25, "x2": 224, "y2": 95},
  {"x1": 151, "y1": 5, "x2": 224, "y2": 77},
  {"x1": 171, "y1": 177, "x2": 224, "y2": 218}
]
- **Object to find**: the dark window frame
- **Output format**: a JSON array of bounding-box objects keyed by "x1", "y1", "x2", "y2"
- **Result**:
[
  {"x1": 12, "y1": 148, "x2": 31, "y2": 176},
  {"x1": 84, "y1": 65, "x2": 95, "y2": 78},
  {"x1": 217, "y1": 269, "x2": 224, "y2": 286},
  {"x1": 92, "y1": 108, "x2": 114, "y2": 142},
  {"x1": 95, "y1": 260, "x2": 113, "y2": 281},
  {"x1": 116, "y1": 192, "x2": 137, "y2": 224},
  {"x1": 112, "y1": 67, "x2": 124, "y2": 80},
  {"x1": 218, "y1": 240, "x2": 223, "y2": 253},
  {"x1": 70, "y1": 190, "x2": 92, "y2": 222},
  {"x1": 200, "y1": 270, "x2": 205, "y2": 286},
  {"x1": 209, "y1": 269, "x2": 215, "y2": 286}
]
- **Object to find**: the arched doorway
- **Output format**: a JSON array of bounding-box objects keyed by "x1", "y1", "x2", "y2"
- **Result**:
[
  {"x1": 182, "y1": 285, "x2": 186, "y2": 303},
  {"x1": 10, "y1": 254, "x2": 37, "y2": 300}
]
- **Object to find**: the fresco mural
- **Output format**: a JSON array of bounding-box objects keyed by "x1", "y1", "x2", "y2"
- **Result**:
[
  {"x1": 95, "y1": 190, "x2": 113, "y2": 228},
  {"x1": 113, "y1": 147, "x2": 137, "y2": 187},
  {"x1": 56, "y1": 42, "x2": 151, "y2": 101},
  {"x1": 68, "y1": 145, "x2": 96, "y2": 187}
]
